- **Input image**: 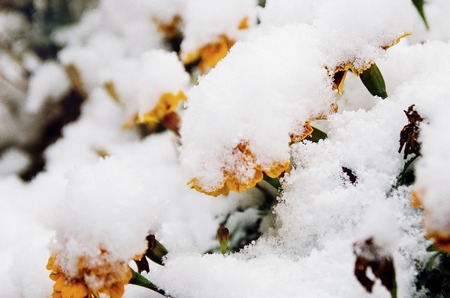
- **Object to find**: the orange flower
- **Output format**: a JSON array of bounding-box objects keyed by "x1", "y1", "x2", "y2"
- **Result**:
[
  {"x1": 47, "y1": 249, "x2": 133, "y2": 298},
  {"x1": 189, "y1": 142, "x2": 290, "y2": 196}
]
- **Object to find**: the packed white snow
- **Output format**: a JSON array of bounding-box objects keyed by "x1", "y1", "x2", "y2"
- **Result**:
[{"x1": 1, "y1": 0, "x2": 449, "y2": 297}]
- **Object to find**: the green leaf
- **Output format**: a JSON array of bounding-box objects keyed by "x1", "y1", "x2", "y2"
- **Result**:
[
  {"x1": 426, "y1": 244, "x2": 438, "y2": 252},
  {"x1": 129, "y1": 268, "x2": 171, "y2": 297},
  {"x1": 217, "y1": 227, "x2": 230, "y2": 255},
  {"x1": 412, "y1": 0, "x2": 430, "y2": 30},
  {"x1": 146, "y1": 235, "x2": 169, "y2": 266},
  {"x1": 129, "y1": 268, "x2": 154, "y2": 289},
  {"x1": 263, "y1": 174, "x2": 281, "y2": 191},
  {"x1": 425, "y1": 253, "x2": 440, "y2": 270},
  {"x1": 306, "y1": 126, "x2": 327, "y2": 143},
  {"x1": 359, "y1": 63, "x2": 388, "y2": 99}
]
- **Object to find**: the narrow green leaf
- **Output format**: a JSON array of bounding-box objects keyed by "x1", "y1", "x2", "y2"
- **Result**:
[
  {"x1": 129, "y1": 268, "x2": 171, "y2": 297},
  {"x1": 359, "y1": 63, "x2": 388, "y2": 99},
  {"x1": 390, "y1": 280, "x2": 398, "y2": 298},
  {"x1": 412, "y1": 0, "x2": 430, "y2": 30},
  {"x1": 129, "y1": 268, "x2": 154, "y2": 289}
]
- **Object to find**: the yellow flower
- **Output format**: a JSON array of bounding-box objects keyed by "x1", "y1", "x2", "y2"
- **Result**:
[
  {"x1": 188, "y1": 102, "x2": 338, "y2": 196},
  {"x1": 237, "y1": 17, "x2": 249, "y2": 30},
  {"x1": 47, "y1": 249, "x2": 133, "y2": 298},
  {"x1": 183, "y1": 18, "x2": 250, "y2": 74},
  {"x1": 153, "y1": 15, "x2": 182, "y2": 39},
  {"x1": 290, "y1": 103, "x2": 338, "y2": 143},
  {"x1": 290, "y1": 121, "x2": 314, "y2": 144},
  {"x1": 411, "y1": 189, "x2": 450, "y2": 253},
  {"x1": 329, "y1": 33, "x2": 411, "y2": 94},
  {"x1": 189, "y1": 142, "x2": 290, "y2": 196},
  {"x1": 124, "y1": 90, "x2": 186, "y2": 130},
  {"x1": 183, "y1": 34, "x2": 235, "y2": 74}
]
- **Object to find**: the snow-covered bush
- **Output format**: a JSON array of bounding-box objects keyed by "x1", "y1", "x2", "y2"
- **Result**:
[{"x1": 1, "y1": 0, "x2": 450, "y2": 297}]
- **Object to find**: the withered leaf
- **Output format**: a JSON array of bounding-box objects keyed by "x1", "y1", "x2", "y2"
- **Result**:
[
  {"x1": 342, "y1": 167, "x2": 357, "y2": 185},
  {"x1": 353, "y1": 238, "x2": 397, "y2": 296},
  {"x1": 399, "y1": 105, "x2": 423, "y2": 159}
]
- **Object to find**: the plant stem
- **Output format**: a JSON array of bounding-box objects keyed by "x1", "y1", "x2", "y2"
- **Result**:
[
  {"x1": 390, "y1": 279, "x2": 398, "y2": 298},
  {"x1": 395, "y1": 154, "x2": 419, "y2": 187}
]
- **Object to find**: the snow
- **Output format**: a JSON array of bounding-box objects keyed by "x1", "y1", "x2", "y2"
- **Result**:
[
  {"x1": 180, "y1": 24, "x2": 336, "y2": 194},
  {"x1": 0, "y1": 148, "x2": 30, "y2": 176},
  {"x1": 50, "y1": 157, "x2": 160, "y2": 269},
  {"x1": 100, "y1": 49, "x2": 190, "y2": 121},
  {"x1": 25, "y1": 62, "x2": 71, "y2": 113},
  {"x1": 1, "y1": 0, "x2": 450, "y2": 297}
]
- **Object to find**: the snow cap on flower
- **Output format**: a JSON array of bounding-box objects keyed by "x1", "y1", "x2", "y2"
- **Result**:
[
  {"x1": 262, "y1": 0, "x2": 412, "y2": 74},
  {"x1": 48, "y1": 157, "x2": 163, "y2": 297},
  {"x1": 181, "y1": 0, "x2": 258, "y2": 73},
  {"x1": 314, "y1": 0, "x2": 413, "y2": 74},
  {"x1": 180, "y1": 25, "x2": 337, "y2": 196},
  {"x1": 101, "y1": 49, "x2": 190, "y2": 127}
]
